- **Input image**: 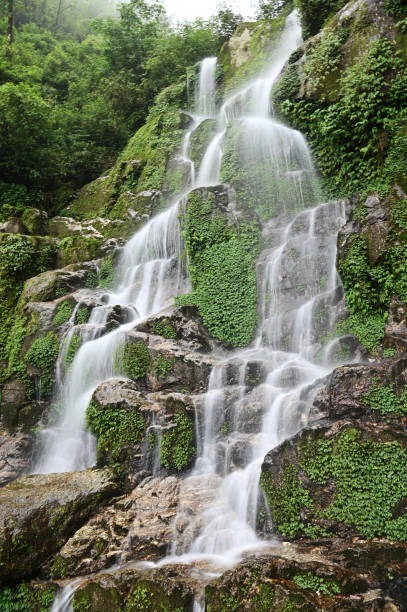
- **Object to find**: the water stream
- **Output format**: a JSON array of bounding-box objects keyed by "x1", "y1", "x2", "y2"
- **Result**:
[{"x1": 47, "y1": 10, "x2": 353, "y2": 608}]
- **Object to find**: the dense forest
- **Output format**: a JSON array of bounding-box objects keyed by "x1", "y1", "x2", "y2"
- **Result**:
[{"x1": 0, "y1": 0, "x2": 243, "y2": 214}]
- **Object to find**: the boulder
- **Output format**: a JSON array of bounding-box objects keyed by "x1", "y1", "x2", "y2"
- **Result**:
[
  {"x1": 19, "y1": 262, "x2": 100, "y2": 305},
  {"x1": 0, "y1": 469, "x2": 121, "y2": 584},
  {"x1": 21, "y1": 208, "x2": 48, "y2": 235},
  {"x1": 50, "y1": 475, "x2": 180, "y2": 578},
  {"x1": 69, "y1": 564, "x2": 200, "y2": 612}
]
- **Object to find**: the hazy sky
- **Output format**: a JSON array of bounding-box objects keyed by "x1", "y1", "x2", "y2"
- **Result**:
[{"x1": 162, "y1": 0, "x2": 258, "y2": 23}]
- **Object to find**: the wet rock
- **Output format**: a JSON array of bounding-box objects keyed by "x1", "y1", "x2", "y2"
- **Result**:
[
  {"x1": 384, "y1": 296, "x2": 407, "y2": 353},
  {"x1": 0, "y1": 469, "x2": 121, "y2": 584},
  {"x1": 50, "y1": 476, "x2": 180, "y2": 578},
  {"x1": 21, "y1": 208, "x2": 48, "y2": 235},
  {"x1": 205, "y1": 543, "x2": 404, "y2": 611},
  {"x1": 0, "y1": 428, "x2": 33, "y2": 486},
  {"x1": 135, "y1": 305, "x2": 215, "y2": 353},
  {"x1": 19, "y1": 262, "x2": 100, "y2": 304},
  {"x1": 48, "y1": 216, "x2": 103, "y2": 239},
  {"x1": 0, "y1": 217, "x2": 27, "y2": 234},
  {"x1": 70, "y1": 563, "x2": 200, "y2": 612},
  {"x1": 318, "y1": 357, "x2": 407, "y2": 422}
]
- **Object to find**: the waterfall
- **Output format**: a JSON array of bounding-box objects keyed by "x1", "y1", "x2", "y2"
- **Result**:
[
  {"x1": 167, "y1": 12, "x2": 349, "y2": 563},
  {"x1": 40, "y1": 9, "x2": 351, "y2": 581},
  {"x1": 32, "y1": 55, "x2": 219, "y2": 474}
]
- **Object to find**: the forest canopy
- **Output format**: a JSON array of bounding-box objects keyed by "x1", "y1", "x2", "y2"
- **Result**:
[{"x1": 0, "y1": 0, "x2": 244, "y2": 216}]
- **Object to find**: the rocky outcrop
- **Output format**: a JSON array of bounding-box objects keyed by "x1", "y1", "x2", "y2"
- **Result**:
[
  {"x1": 0, "y1": 429, "x2": 33, "y2": 486},
  {"x1": 49, "y1": 475, "x2": 180, "y2": 578},
  {"x1": 0, "y1": 469, "x2": 121, "y2": 584},
  {"x1": 205, "y1": 541, "x2": 407, "y2": 610},
  {"x1": 260, "y1": 355, "x2": 407, "y2": 543}
]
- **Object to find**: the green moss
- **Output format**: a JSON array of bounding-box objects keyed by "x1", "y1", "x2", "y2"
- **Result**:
[
  {"x1": 362, "y1": 383, "x2": 407, "y2": 416},
  {"x1": 260, "y1": 464, "x2": 312, "y2": 538},
  {"x1": 277, "y1": 36, "x2": 407, "y2": 197},
  {"x1": 152, "y1": 355, "x2": 173, "y2": 379},
  {"x1": 116, "y1": 339, "x2": 151, "y2": 381},
  {"x1": 126, "y1": 581, "x2": 186, "y2": 612},
  {"x1": 24, "y1": 332, "x2": 60, "y2": 396},
  {"x1": 99, "y1": 256, "x2": 115, "y2": 289},
  {"x1": 0, "y1": 582, "x2": 57, "y2": 612},
  {"x1": 160, "y1": 407, "x2": 195, "y2": 472},
  {"x1": 75, "y1": 306, "x2": 91, "y2": 325},
  {"x1": 66, "y1": 333, "x2": 82, "y2": 366},
  {"x1": 293, "y1": 572, "x2": 340, "y2": 596},
  {"x1": 336, "y1": 232, "x2": 407, "y2": 352},
  {"x1": 50, "y1": 555, "x2": 70, "y2": 579},
  {"x1": 151, "y1": 319, "x2": 177, "y2": 339},
  {"x1": 52, "y1": 301, "x2": 74, "y2": 326},
  {"x1": 72, "y1": 583, "x2": 122, "y2": 612},
  {"x1": 304, "y1": 428, "x2": 407, "y2": 539},
  {"x1": 179, "y1": 191, "x2": 260, "y2": 347},
  {"x1": 86, "y1": 400, "x2": 146, "y2": 465}
]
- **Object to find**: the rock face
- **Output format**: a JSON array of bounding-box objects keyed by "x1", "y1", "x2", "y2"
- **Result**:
[
  {"x1": 260, "y1": 356, "x2": 407, "y2": 543},
  {"x1": 0, "y1": 429, "x2": 33, "y2": 486},
  {"x1": 0, "y1": 469, "x2": 121, "y2": 584},
  {"x1": 50, "y1": 476, "x2": 180, "y2": 578},
  {"x1": 205, "y1": 542, "x2": 407, "y2": 611}
]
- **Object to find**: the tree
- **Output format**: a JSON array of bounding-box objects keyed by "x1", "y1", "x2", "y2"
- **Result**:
[{"x1": 7, "y1": 0, "x2": 13, "y2": 45}]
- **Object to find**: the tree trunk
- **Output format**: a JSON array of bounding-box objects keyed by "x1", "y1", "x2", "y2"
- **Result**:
[{"x1": 7, "y1": 0, "x2": 13, "y2": 45}]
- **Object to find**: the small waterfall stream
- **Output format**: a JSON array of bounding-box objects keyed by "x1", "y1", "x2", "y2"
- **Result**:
[{"x1": 47, "y1": 10, "x2": 354, "y2": 609}]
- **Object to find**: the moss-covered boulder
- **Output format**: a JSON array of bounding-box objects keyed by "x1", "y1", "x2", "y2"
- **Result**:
[
  {"x1": 69, "y1": 564, "x2": 199, "y2": 612},
  {"x1": 260, "y1": 422, "x2": 407, "y2": 541},
  {"x1": 117, "y1": 331, "x2": 214, "y2": 393},
  {"x1": 205, "y1": 543, "x2": 406, "y2": 611},
  {"x1": 0, "y1": 469, "x2": 121, "y2": 584},
  {"x1": 86, "y1": 376, "x2": 198, "y2": 476}
]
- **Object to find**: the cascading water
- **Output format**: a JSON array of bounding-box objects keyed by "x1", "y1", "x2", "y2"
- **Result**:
[
  {"x1": 167, "y1": 12, "x2": 351, "y2": 564},
  {"x1": 33, "y1": 54, "x2": 223, "y2": 475},
  {"x1": 48, "y1": 15, "x2": 353, "y2": 611}
]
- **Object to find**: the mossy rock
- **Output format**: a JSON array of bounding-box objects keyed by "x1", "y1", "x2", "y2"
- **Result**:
[
  {"x1": 260, "y1": 423, "x2": 407, "y2": 541},
  {"x1": 178, "y1": 186, "x2": 260, "y2": 348},
  {"x1": 0, "y1": 581, "x2": 58, "y2": 612},
  {"x1": 86, "y1": 391, "x2": 146, "y2": 470},
  {"x1": 0, "y1": 470, "x2": 121, "y2": 584}
]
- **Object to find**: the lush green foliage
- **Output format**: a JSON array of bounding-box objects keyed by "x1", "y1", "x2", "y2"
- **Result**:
[
  {"x1": 362, "y1": 383, "x2": 407, "y2": 416},
  {"x1": 152, "y1": 355, "x2": 173, "y2": 379},
  {"x1": 0, "y1": 0, "x2": 229, "y2": 212},
  {"x1": 160, "y1": 407, "x2": 195, "y2": 471},
  {"x1": 52, "y1": 300, "x2": 73, "y2": 326},
  {"x1": 0, "y1": 582, "x2": 57, "y2": 612},
  {"x1": 75, "y1": 306, "x2": 91, "y2": 325},
  {"x1": 293, "y1": 573, "x2": 340, "y2": 596},
  {"x1": 117, "y1": 339, "x2": 150, "y2": 381},
  {"x1": 86, "y1": 399, "x2": 145, "y2": 464},
  {"x1": 304, "y1": 429, "x2": 407, "y2": 539},
  {"x1": 98, "y1": 256, "x2": 115, "y2": 288},
  {"x1": 151, "y1": 319, "x2": 177, "y2": 339},
  {"x1": 24, "y1": 332, "x2": 59, "y2": 395},
  {"x1": 277, "y1": 37, "x2": 407, "y2": 197},
  {"x1": 65, "y1": 332, "x2": 82, "y2": 366},
  {"x1": 337, "y1": 228, "x2": 407, "y2": 352},
  {"x1": 178, "y1": 191, "x2": 260, "y2": 347},
  {"x1": 260, "y1": 464, "x2": 312, "y2": 538},
  {"x1": 294, "y1": 0, "x2": 347, "y2": 36}
]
